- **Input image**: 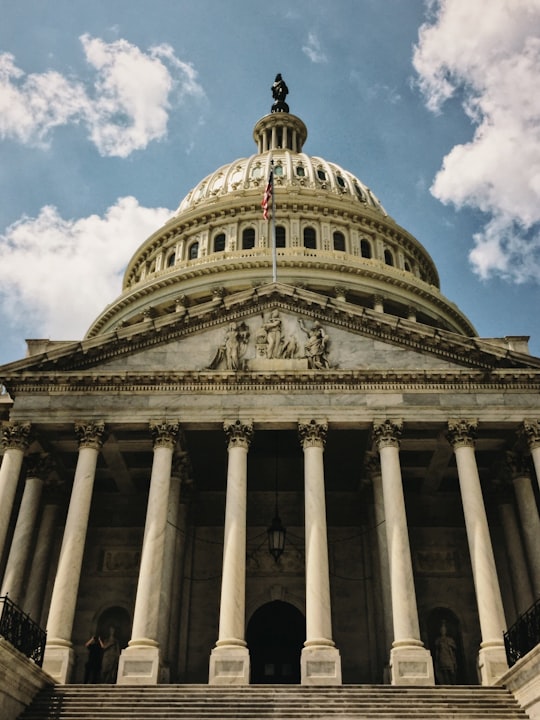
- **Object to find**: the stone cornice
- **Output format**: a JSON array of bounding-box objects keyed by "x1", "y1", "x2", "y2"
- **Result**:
[
  {"x1": 1, "y1": 285, "x2": 537, "y2": 382},
  {"x1": 4, "y1": 368, "x2": 540, "y2": 396}
]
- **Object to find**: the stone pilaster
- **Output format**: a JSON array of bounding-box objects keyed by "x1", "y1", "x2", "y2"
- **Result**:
[
  {"x1": 298, "y1": 420, "x2": 342, "y2": 686},
  {"x1": 209, "y1": 420, "x2": 253, "y2": 685},
  {"x1": 0, "y1": 422, "x2": 32, "y2": 560},
  {"x1": 44, "y1": 421, "x2": 105, "y2": 683},
  {"x1": 447, "y1": 419, "x2": 508, "y2": 685},
  {"x1": 0, "y1": 453, "x2": 52, "y2": 604},
  {"x1": 118, "y1": 420, "x2": 180, "y2": 685},
  {"x1": 373, "y1": 419, "x2": 434, "y2": 686},
  {"x1": 506, "y1": 451, "x2": 540, "y2": 598}
]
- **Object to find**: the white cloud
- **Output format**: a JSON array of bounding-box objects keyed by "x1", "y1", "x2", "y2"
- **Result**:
[
  {"x1": 0, "y1": 198, "x2": 172, "y2": 340},
  {"x1": 413, "y1": 0, "x2": 540, "y2": 282},
  {"x1": 0, "y1": 36, "x2": 205, "y2": 157},
  {"x1": 302, "y1": 33, "x2": 328, "y2": 64}
]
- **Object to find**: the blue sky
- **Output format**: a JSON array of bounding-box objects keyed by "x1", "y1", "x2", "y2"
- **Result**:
[{"x1": 1, "y1": 0, "x2": 540, "y2": 364}]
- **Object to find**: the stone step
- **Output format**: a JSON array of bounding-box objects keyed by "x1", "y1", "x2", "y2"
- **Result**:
[{"x1": 18, "y1": 685, "x2": 530, "y2": 720}]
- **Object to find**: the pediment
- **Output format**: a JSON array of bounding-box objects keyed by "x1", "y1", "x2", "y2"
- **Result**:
[{"x1": 2, "y1": 283, "x2": 539, "y2": 379}]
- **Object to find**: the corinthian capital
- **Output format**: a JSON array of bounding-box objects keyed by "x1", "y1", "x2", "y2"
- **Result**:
[
  {"x1": 520, "y1": 419, "x2": 540, "y2": 450},
  {"x1": 224, "y1": 420, "x2": 254, "y2": 450},
  {"x1": 74, "y1": 421, "x2": 106, "y2": 450},
  {"x1": 25, "y1": 452, "x2": 54, "y2": 481},
  {"x1": 1, "y1": 421, "x2": 32, "y2": 451},
  {"x1": 372, "y1": 419, "x2": 403, "y2": 450},
  {"x1": 505, "y1": 450, "x2": 532, "y2": 480},
  {"x1": 150, "y1": 420, "x2": 180, "y2": 450},
  {"x1": 298, "y1": 419, "x2": 328, "y2": 449},
  {"x1": 446, "y1": 419, "x2": 478, "y2": 449}
]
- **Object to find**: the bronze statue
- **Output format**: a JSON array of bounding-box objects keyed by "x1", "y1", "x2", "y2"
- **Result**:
[{"x1": 271, "y1": 74, "x2": 289, "y2": 113}]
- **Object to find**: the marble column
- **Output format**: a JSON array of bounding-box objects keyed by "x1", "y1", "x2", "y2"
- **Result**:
[
  {"x1": 43, "y1": 421, "x2": 105, "y2": 683},
  {"x1": 24, "y1": 501, "x2": 60, "y2": 625},
  {"x1": 520, "y1": 419, "x2": 540, "y2": 492},
  {"x1": 507, "y1": 451, "x2": 540, "y2": 598},
  {"x1": 364, "y1": 452, "x2": 393, "y2": 679},
  {"x1": 0, "y1": 453, "x2": 51, "y2": 604},
  {"x1": 447, "y1": 419, "x2": 508, "y2": 685},
  {"x1": 496, "y1": 486, "x2": 533, "y2": 615},
  {"x1": 0, "y1": 422, "x2": 31, "y2": 562},
  {"x1": 373, "y1": 419, "x2": 434, "y2": 686},
  {"x1": 209, "y1": 420, "x2": 253, "y2": 685},
  {"x1": 298, "y1": 419, "x2": 342, "y2": 685},
  {"x1": 118, "y1": 420, "x2": 179, "y2": 685}
]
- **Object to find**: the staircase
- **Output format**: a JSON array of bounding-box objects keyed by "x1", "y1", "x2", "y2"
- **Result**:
[{"x1": 18, "y1": 684, "x2": 530, "y2": 720}]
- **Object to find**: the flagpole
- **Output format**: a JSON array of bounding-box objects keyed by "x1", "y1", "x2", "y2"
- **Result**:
[{"x1": 270, "y1": 159, "x2": 277, "y2": 283}]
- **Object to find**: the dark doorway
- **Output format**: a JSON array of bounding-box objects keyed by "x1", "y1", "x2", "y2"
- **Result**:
[{"x1": 247, "y1": 601, "x2": 305, "y2": 684}]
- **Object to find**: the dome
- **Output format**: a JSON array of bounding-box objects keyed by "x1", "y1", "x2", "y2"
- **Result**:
[{"x1": 85, "y1": 101, "x2": 476, "y2": 340}]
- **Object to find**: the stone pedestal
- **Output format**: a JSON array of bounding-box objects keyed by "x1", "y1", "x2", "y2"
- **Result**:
[
  {"x1": 478, "y1": 642, "x2": 511, "y2": 686},
  {"x1": 117, "y1": 641, "x2": 161, "y2": 685},
  {"x1": 301, "y1": 644, "x2": 342, "y2": 686},
  {"x1": 389, "y1": 641, "x2": 435, "y2": 686},
  {"x1": 42, "y1": 640, "x2": 74, "y2": 685},
  {"x1": 209, "y1": 643, "x2": 250, "y2": 685}
]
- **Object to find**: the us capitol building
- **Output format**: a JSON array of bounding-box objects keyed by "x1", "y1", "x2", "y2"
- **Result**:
[{"x1": 1, "y1": 77, "x2": 540, "y2": 696}]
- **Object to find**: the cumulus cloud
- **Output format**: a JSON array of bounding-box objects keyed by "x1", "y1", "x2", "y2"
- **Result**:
[
  {"x1": 302, "y1": 33, "x2": 328, "y2": 64},
  {"x1": 413, "y1": 0, "x2": 540, "y2": 282},
  {"x1": 0, "y1": 199, "x2": 172, "y2": 340},
  {"x1": 0, "y1": 35, "x2": 204, "y2": 157}
]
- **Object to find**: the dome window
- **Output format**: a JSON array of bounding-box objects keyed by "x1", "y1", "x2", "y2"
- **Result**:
[
  {"x1": 166, "y1": 252, "x2": 176, "y2": 267},
  {"x1": 242, "y1": 228, "x2": 256, "y2": 249},
  {"x1": 213, "y1": 233, "x2": 226, "y2": 253},
  {"x1": 188, "y1": 241, "x2": 199, "y2": 260},
  {"x1": 384, "y1": 249, "x2": 394, "y2": 266},
  {"x1": 336, "y1": 175, "x2": 346, "y2": 189},
  {"x1": 317, "y1": 169, "x2": 327, "y2": 182},
  {"x1": 333, "y1": 231, "x2": 346, "y2": 252},
  {"x1": 275, "y1": 225, "x2": 286, "y2": 248},
  {"x1": 296, "y1": 165, "x2": 305, "y2": 177},
  {"x1": 251, "y1": 166, "x2": 263, "y2": 180},
  {"x1": 303, "y1": 226, "x2": 317, "y2": 249},
  {"x1": 360, "y1": 239, "x2": 372, "y2": 258},
  {"x1": 354, "y1": 183, "x2": 367, "y2": 202},
  {"x1": 404, "y1": 260, "x2": 411, "y2": 272},
  {"x1": 274, "y1": 164, "x2": 284, "y2": 177}
]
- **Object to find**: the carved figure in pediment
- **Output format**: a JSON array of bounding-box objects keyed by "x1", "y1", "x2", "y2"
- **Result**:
[
  {"x1": 255, "y1": 310, "x2": 299, "y2": 360},
  {"x1": 207, "y1": 321, "x2": 250, "y2": 371},
  {"x1": 298, "y1": 318, "x2": 330, "y2": 369}
]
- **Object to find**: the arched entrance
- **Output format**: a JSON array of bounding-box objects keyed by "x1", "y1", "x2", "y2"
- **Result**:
[{"x1": 247, "y1": 601, "x2": 305, "y2": 684}]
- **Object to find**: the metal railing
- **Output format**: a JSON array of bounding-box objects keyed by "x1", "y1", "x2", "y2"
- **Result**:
[
  {"x1": 0, "y1": 595, "x2": 46, "y2": 667},
  {"x1": 504, "y1": 597, "x2": 540, "y2": 667}
]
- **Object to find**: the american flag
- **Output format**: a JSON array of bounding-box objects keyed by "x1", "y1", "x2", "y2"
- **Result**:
[{"x1": 261, "y1": 168, "x2": 273, "y2": 220}]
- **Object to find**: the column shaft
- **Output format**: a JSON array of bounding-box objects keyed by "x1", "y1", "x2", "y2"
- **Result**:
[
  {"x1": 497, "y1": 501, "x2": 533, "y2": 614},
  {"x1": 0, "y1": 423, "x2": 31, "y2": 560},
  {"x1": 512, "y1": 472, "x2": 540, "y2": 598},
  {"x1": 24, "y1": 503, "x2": 60, "y2": 624},
  {"x1": 44, "y1": 422, "x2": 104, "y2": 683},
  {"x1": 209, "y1": 420, "x2": 252, "y2": 685}
]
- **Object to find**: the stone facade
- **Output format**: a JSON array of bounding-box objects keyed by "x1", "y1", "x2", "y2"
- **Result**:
[{"x1": 1, "y1": 100, "x2": 539, "y2": 693}]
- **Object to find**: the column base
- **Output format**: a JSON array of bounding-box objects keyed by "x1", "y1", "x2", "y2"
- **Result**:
[
  {"x1": 209, "y1": 643, "x2": 250, "y2": 685},
  {"x1": 43, "y1": 641, "x2": 74, "y2": 684},
  {"x1": 477, "y1": 641, "x2": 508, "y2": 685},
  {"x1": 117, "y1": 641, "x2": 161, "y2": 685},
  {"x1": 301, "y1": 644, "x2": 342, "y2": 685},
  {"x1": 389, "y1": 641, "x2": 435, "y2": 686}
]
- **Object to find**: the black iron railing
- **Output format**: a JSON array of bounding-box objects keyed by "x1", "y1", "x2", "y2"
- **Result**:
[
  {"x1": 504, "y1": 597, "x2": 540, "y2": 667},
  {"x1": 0, "y1": 595, "x2": 46, "y2": 667}
]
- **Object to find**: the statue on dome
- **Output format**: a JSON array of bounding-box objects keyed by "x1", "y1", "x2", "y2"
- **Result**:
[{"x1": 271, "y1": 74, "x2": 289, "y2": 113}]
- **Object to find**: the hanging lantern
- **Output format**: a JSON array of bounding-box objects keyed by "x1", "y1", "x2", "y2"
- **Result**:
[{"x1": 267, "y1": 512, "x2": 286, "y2": 562}]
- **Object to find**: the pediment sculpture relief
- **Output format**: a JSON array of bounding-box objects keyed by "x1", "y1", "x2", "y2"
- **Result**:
[{"x1": 206, "y1": 311, "x2": 331, "y2": 371}]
